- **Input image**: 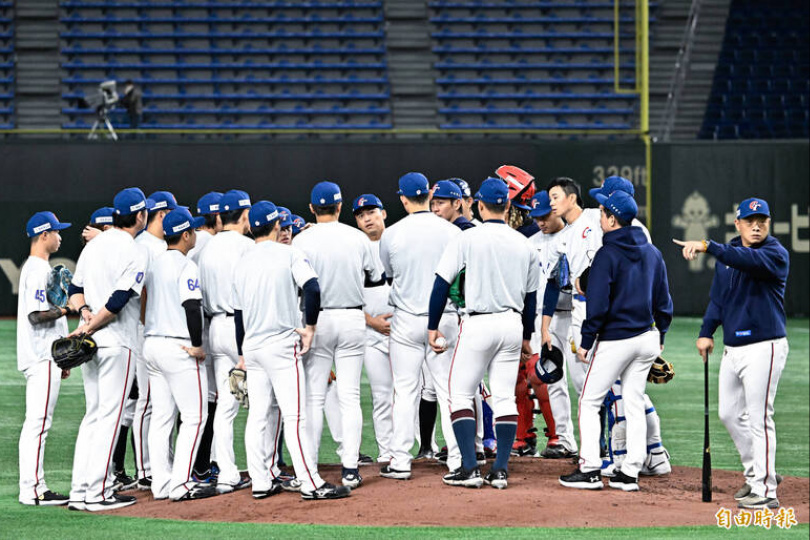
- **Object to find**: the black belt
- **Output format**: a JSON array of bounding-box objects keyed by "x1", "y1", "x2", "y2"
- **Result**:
[
  {"x1": 469, "y1": 309, "x2": 519, "y2": 317},
  {"x1": 225, "y1": 312, "x2": 234, "y2": 317},
  {"x1": 320, "y1": 306, "x2": 363, "y2": 311}
]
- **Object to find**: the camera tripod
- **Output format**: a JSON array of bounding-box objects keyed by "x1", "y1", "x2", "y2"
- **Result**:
[{"x1": 88, "y1": 107, "x2": 118, "y2": 140}]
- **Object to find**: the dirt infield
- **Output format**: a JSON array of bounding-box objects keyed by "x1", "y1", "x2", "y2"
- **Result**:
[{"x1": 114, "y1": 458, "x2": 809, "y2": 528}]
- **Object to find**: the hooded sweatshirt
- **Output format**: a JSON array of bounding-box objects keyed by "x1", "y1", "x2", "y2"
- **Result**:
[
  {"x1": 580, "y1": 226, "x2": 673, "y2": 350},
  {"x1": 699, "y1": 235, "x2": 788, "y2": 347}
]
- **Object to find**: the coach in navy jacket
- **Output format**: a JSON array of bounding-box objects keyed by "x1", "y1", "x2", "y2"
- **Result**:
[{"x1": 674, "y1": 197, "x2": 789, "y2": 510}]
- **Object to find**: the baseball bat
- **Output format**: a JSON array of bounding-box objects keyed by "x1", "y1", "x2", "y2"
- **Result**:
[{"x1": 702, "y1": 350, "x2": 712, "y2": 502}]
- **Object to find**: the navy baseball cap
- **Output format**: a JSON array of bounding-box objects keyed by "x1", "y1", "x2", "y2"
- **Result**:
[
  {"x1": 595, "y1": 190, "x2": 638, "y2": 223},
  {"x1": 90, "y1": 206, "x2": 115, "y2": 225},
  {"x1": 113, "y1": 187, "x2": 148, "y2": 216},
  {"x1": 291, "y1": 214, "x2": 307, "y2": 235},
  {"x1": 737, "y1": 197, "x2": 770, "y2": 219},
  {"x1": 196, "y1": 191, "x2": 223, "y2": 215},
  {"x1": 311, "y1": 181, "x2": 342, "y2": 206},
  {"x1": 448, "y1": 178, "x2": 472, "y2": 198},
  {"x1": 147, "y1": 191, "x2": 178, "y2": 212},
  {"x1": 163, "y1": 207, "x2": 204, "y2": 238},
  {"x1": 529, "y1": 191, "x2": 553, "y2": 218},
  {"x1": 277, "y1": 206, "x2": 294, "y2": 228},
  {"x1": 220, "y1": 189, "x2": 252, "y2": 212},
  {"x1": 249, "y1": 200, "x2": 280, "y2": 228},
  {"x1": 26, "y1": 211, "x2": 71, "y2": 238},
  {"x1": 432, "y1": 180, "x2": 463, "y2": 200},
  {"x1": 589, "y1": 176, "x2": 635, "y2": 200},
  {"x1": 474, "y1": 178, "x2": 509, "y2": 205},
  {"x1": 397, "y1": 172, "x2": 430, "y2": 197},
  {"x1": 353, "y1": 193, "x2": 384, "y2": 214}
]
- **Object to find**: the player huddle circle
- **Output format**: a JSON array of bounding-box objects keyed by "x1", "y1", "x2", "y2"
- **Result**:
[{"x1": 18, "y1": 167, "x2": 788, "y2": 514}]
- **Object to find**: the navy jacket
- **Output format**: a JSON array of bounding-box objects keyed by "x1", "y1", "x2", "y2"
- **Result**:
[
  {"x1": 453, "y1": 216, "x2": 475, "y2": 231},
  {"x1": 699, "y1": 235, "x2": 789, "y2": 347},
  {"x1": 580, "y1": 226, "x2": 673, "y2": 350}
]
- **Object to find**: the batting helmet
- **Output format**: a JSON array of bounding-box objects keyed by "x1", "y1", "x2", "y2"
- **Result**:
[
  {"x1": 495, "y1": 165, "x2": 536, "y2": 210},
  {"x1": 535, "y1": 345, "x2": 564, "y2": 384}
]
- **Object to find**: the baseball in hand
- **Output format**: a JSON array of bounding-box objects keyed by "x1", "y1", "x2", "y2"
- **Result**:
[{"x1": 435, "y1": 337, "x2": 448, "y2": 351}]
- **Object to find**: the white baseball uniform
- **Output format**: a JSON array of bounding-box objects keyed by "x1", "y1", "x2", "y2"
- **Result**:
[
  {"x1": 17, "y1": 257, "x2": 69, "y2": 504},
  {"x1": 528, "y1": 225, "x2": 577, "y2": 453},
  {"x1": 132, "y1": 230, "x2": 167, "y2": 481},
  {"x1": 70, "y1": 228, "x2": 146, "y2": 505},
  {"x1": 362, "y1": 239, "x2": 395, "y2": 461},
  {"x1": 143, "y1": 249, "x2": 208, "y2": 500},
  {"x1": 198, "y1": 229, "x2": 255, "y2": 487},
  {"x1": 292, "y1": 221, "x2": 383, "y2": 470},
  {"x1": 435, "y1": 222, "x2": 539, "y2": 432},
  {"x1": 232, "y1": 240, "x2": 327, "y2": 494},
  {"x1": 379, "y1": 211, "x2": 462, "y2": 473}
]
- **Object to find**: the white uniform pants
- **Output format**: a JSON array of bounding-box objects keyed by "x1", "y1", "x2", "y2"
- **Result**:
[
  {"x1": 579, "y1": 330, "x2": 659, "y2": 477},
  {"x1": 70, "y1": 346, "x2": 135, "y2": 504},
  {"x1": 448, "y1": 312, "x2": 522, "y2": 420},
  {"x1": 143, "y1": 337, "x2": 208, "y2": 500},
  {"x1": 531, "y1": 310, "x2": 578, "y2": 453},
  {"x1": 719, "y1": 337, "x2": 788, "y2": 498},
  {"x1": 303, "y1": 308, "x2": 365, "y2": 470},
  {"x1": 364, "y1": 344, "x2": 394, "y2": 460},
  {"x1": 244, "y1": 334, "x2": 325, "y2": 494},
  {"x1": 209, "y1": 314, "x2": 242, "y2": 486},
  {"x1": 389, "y1": 309, "x2": 460, "y2": 472},
  {"x1": 18, "y1": 360, "x2": 62, "y2": 503},
  {"x1": 132, "y1": 324, "x2": 152, "y2": 480},
  {"x1": 568, "y1": 299, "x2": 588, "y2": 396}
]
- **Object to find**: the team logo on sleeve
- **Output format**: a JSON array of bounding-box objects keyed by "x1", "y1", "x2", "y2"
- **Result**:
[
  {"x1": 136, "y1": 272, "x2": 144, "y2": 284},
  {"x1": 582, "y1": 227, "x2": 592, "y2": 239}
]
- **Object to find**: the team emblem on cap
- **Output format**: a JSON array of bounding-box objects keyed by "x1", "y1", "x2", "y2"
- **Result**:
[
  {"x1": 32, "y1": 223, "x2": 51, "y2": 234},
  {"x1": 294, "y1": 217, "x2": 304, "y2": 226},
  {"x1": 172, "y1": 222, "x2": 190, "y2": 233},
  {"x1": 357, "y1": 197, "x2": 367, "y2": 207},
  {"x1": 749, "y1": 200, "x2": 762, "y2": 211}
]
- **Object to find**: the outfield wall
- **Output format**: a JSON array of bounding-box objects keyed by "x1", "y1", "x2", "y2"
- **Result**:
[{"x1": 0, "y1": 140, "x2": 806, "y2": 316}]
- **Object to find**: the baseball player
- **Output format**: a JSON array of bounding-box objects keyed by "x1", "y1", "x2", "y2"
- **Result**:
[
  {"x1": 81, "y1": 207, "x2": 115, "y2": 245},
  {"x1": 429, "y1": 178, "x2": 540, "y2": 489},
  {"x1": 17, "y1": 212, "x2": 72, "y2": 506},
  {"x1": 187, "y1": 191, "x2": 223, "y2": 483},
  {"x1": 143, "y1": 207, "x2": 217, "y2": 501},
  {"x1": 67, "y1": 187, "x2": 148, "y2": 511},
  {"x1": 448, "y1": 178, "x2": 480, "y2": 225},
  {"x1": 353, "y1": 194, "x2": 395, "y2": 463},
  {"x1": 198, "y1": 189, "x2": 254, "y2": 494},
  {"x1": 276, "y1": 206, "x2": 294, "y2": 245},
  {"x1": 675, "y1": 197, "x2": 789, "y2": 509},
  {"x1": 527, "y1": 191, "x2": 578, "y2": 459},
  {"x1": 379, "y1": 172, "x2": 463, "y2": 479},
  {"x1": 292, "y1": 181, "x2": 384, "y2": 489},
  {"x1": 233, "y1": 200, "x2": 350, "y2": 500},
  {"x1": 132, "y1": 190, "x2": 178, "y2": 490},
  {"x1": 291, "y1": 215, "x2": 307, "y2": 237},
  {"x1": 559, "y1": 190, "x2": 672, "y2": 492}
]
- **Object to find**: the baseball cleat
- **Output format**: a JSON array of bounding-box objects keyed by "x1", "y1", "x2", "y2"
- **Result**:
[
  {"x1": 280, "y1": 478, "x2": 302, "y2": 492},
  {"x1": 85, "y1": 493, "x2": 137, "y2": 512},
  {"x1": 67, "y1": 500, "x2": 87, "y2": 511},
  {"x1": 136, "y1": 476, "x2": 152, "y2": 491},
  {"x1": 601, "y1": 462, "x2": 617, "y2": 478},
  {"x1": 735, "y1": 474, "x2": 782, "y2": 501},
  {"x1": 276, "y1": 471, "x2": 295, "y2": 483},
  {"x1": 358, "y1": 453, "x2": 374, "y2": 466},
  {"x1": 435, "y1": 447, "x2": 448, "y2": 465},
  {"x1": 380, "y1": 465, "x2": 411, "y2": 480},
  {"x1": 342, "y1": 468, "x2": 363, "y2": 489},
  {"x1": 483, "y1": 469, "x2": 508, "y2": 489},
  {"x1": 113, "y1": 471, "x2": 138, "y2": 492},
  {"x1": 738, "y1": 494, "x2": 779, "y2": 509},
  {"x1": 191, "y1": 469, "x2": 217, "y2": 485},
  {"x1": 216, "y1": 476, "x2": 252, "y2": 494},
  {"x1": 414, "y1": 449, "x2": 435, "y2": 461},
  {"x1": 540, "y1": 444, "x2": 576, "y2": 460},
  {"x1": 173, "y1": 483, "x2": 218, "y2": 502},
  {"x1": 301, "y1": 482, "x2": 351, "y2": 501},
  {"x1": 559, "y1": 469, "x2": 603, "y2": 490},
  {"x1": 476, "y1": 452, "x2": 487, "y2": 466},
  {"x1": 19, "y1": 490, "x2": 69, "y2": 506},
  {"x1": 511, "y1": 438, "x2": 537, "y2": 457},
  {"x1": 252, "y1": 481, "x2": 283, "y2": 500},
  {"x1": 608, "y1": 470, "x2": 639, "y2": 492},
  {"x1": 442, "y1": 467, "x2": 483, "y2": 488}
]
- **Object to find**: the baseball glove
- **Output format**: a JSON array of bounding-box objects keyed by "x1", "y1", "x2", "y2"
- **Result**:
[
  {"x1": 229, "y1": 367, "x2": 249, "y2": 409},
  {"x1": 648, "y1": 356, "x2": 675, "y2": 384},
  {"x1": 52, "y1": 334, "x2": 97, "y2": 370},
  {"x1": 449, "y1": 268, "x2": 466, "y2": 309},
  {"x1": 47, "y1": 264, "x2": 73, "y2": 309}
]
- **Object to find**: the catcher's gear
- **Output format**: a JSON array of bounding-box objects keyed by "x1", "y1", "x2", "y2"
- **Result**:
[
  {"x1": 51, "y1": 334, "x2": 97, "y2": 370},
  {"x1": 496, "y1": 165, "x2": 536, "y2": 210},
  {"x1": 534, "y1": 345, "x2": 564, "y2": 384},
  {"x1": 449, "y1": 268, "x2": 466, "y2": 308},
  {"x1": 47, "y1": 264, "x2": 73, "y2": 308},
  {"x1": 229, "y1": 367, "x2": 249, "y2": 408},
  {"x1": 648, "y1": 356, "x2": 675, "y2": 384}
]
